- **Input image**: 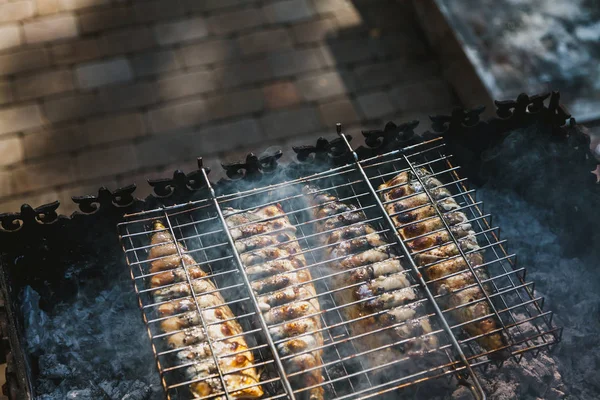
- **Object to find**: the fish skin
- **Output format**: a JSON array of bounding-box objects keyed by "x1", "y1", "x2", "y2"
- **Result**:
[
  {"x1": 225, "y1": 205, "x2": 296, "y2": 241},
  {"x1": 148, "y1": 220, "x2": 263, "y2": 399},
  {"x1": 303, "y1": 186, "x2": 440, "y2": 359},
  {"x1": 379, "y1": 170, "x2": 509, "y2": 357},
  {"x1": 151, "y1": 265, "x2": 205, "y2": 287},
  {"x1": 224, "y1": 205, "x2": 326, "y2": 400}
]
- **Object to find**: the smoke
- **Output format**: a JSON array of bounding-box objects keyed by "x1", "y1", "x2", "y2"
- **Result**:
[
  {"x1": 466, "y1": 123, "x2": 600, "y2": 399},
  {"x1": 20, "y1": 267, "x2": 162, "y2": 399},
  {"x1": 464, "y1": 187, "x2": 592, "y2": 400},
  {"x1": 16, "y1": 121, "x2": 599, "y2": 399}
]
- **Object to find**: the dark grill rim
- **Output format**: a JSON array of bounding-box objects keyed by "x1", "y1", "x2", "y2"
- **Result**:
[{"x1": 0, "y1": 91, "x2": 594, "y2": 400}]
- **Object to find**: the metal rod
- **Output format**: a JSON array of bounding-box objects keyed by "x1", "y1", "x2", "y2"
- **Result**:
[
  {"x1": 335, "y1": 124, "x2": 487, "y2": 399},
  {"x1": 197, "y1": 160, "x2": 297, "y2": 400},
  {"x1": 404, "y1": 213, "x2": 490, "y2": 244},
  {"x1": 399, "y1": 155, "x2": 515, "y2": 353},
  {"x1": 120, "y1": 224, "x2": 172, "y2": 399},
  {"x1": 117, "y1": 130, "x2": 560, "y2": 400},
  {"x1": 125, "y1": 226, "x2": 226, "y2": 254},
  {"x1": 444, "y1": 160, "x2": 556, "y2": 341},
  {"x1": 361, "y1": 141, "x2": 447, "y2": 170},
  {"x1": 217, "y1": 164, "x2": 357, "y2": 204},
  {"x1": 162, "y1": 211, "x2": 233, "y2": 399},
  {"x1": 374, "y1": 169, "x2": 463, "y2": 194},
  {"x1": 370, "y1": 156, "x2": 458, "y2": 182},
  {"x1": 227, "y1": 197, "x2": 376, "y2": 233},
  {"x1": 130, "y1": 241, "x2": 230, "y2": 266},
  {"x1": 221, "y1": 179, "x2": 368, "y2": 220}
]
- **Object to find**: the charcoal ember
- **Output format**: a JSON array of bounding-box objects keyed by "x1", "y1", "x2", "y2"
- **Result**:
[
  {"x1": 449, "y1": 385, "x2": 473, "y2": 400},
  {"x1": 104, "y1": 357, "x2": 125, "y2": 375},
  {"x1": 66, "y1": 387, "x2": 106, "y2": 399},
  {"x1": 21, "y1": 279, "x2": 161, "y2": 398},
  {"x1": 20, "y1": 286, "x2": 49, "y2": 353},
  {"x1": 35, "y1": 379, "x2": 57, "y2": 395},
  {"x1": 121, "y1": 380, "x2": 153, "y2": 400},
  {"x1": 99, "y1": 379, "x2": 152, "y2": 400},
  {"x1": 78, "y1": 334, "x2": 99, "y2": 349},
  {"x1": 325, "y1": 362, "x2": 346, "y2": 380},
  {"x1": 98, "y1": 380, "x2": 117, "y2": 395},
  {"x1": 473, "y1": 347, "x2": 565, "y2": 400},
  {"x1": 38, "y1": 382, "x2": 109, "y2": 400},
  {"x1": 38, "y1": 354, "x2": 71, "y2": 379}
]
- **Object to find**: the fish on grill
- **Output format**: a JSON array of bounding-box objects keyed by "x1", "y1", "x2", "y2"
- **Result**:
[
  {"x1": 303, "y1": 186, "x2": 439, "y2": 362},
  {"x1": 148, "y1": 221, "x2": 263, "y2": 399},
  {"x1": 379, "y1": 169, "x2": 509, "y2": 357},
  {"x1": 224, "y1": 204, "x2": 325, "y2": 400}
]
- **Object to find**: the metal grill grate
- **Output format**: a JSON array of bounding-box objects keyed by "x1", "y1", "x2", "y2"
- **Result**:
[
  {"x1": 117, "y1": 134, "x2": 561, "y2": 400},
  {"x1": 341, "y1": 133, "x2": 562, "y2": 371},
  {"x1": 118, "y1": 199, "x2": 293, "y2": 400}
]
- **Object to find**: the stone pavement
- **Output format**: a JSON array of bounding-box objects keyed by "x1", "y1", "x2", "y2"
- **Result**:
[{"x1": 0, "y1": 0, "x2": 459, "y2": 215}]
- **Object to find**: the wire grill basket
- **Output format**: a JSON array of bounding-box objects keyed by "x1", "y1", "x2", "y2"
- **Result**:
[{"x1": 118, "y1": 135, "x2": 561, "y2": 400}]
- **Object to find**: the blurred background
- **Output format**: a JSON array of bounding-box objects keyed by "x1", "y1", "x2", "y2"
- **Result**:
[{"x1": 0, "y1": 0, "x2": 597, "y2": 215}]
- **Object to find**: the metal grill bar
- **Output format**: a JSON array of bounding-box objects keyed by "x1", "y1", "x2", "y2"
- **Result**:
[
  {"x1": 221, "y1": 179, "x2": 367, "y2": 221},
  {"x1": 217, "y1": 165, "x2": 357, "y2": 204},
  {"x1": 334, "y1": 127, "x2": 487, "y2": 400},
  {"x1": 118, "y1": 199, "x2": 292, "y2": 400},
  {"x1": 120, "y1": 224, "x2": 171, "y2": 397},
  {"x1": 428, "y1": 167, "x2": 552, "y2": 358},
  {"x1": 369, "y1": 157, "x2": 459, "y2": 183},
  {"x1": 354, "y1": 130, "x2": 561, "y2": 373},
  {"x1": 197, "y1": 166, "x2": 297, "y2": 400},
  {"x1": 118, "y1": 130, "x2": 560, "y2": 400},
  {"x1": 444, "y1": 164, "x2": 556, "y2": 352},
  {"x1": 400, "y1": 157, "x2": 516, "y2": 355}
]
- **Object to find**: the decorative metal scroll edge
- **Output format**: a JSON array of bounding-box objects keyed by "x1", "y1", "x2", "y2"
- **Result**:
[
  {"x1": 147, "y1": 164, "x2": 210, "y2": 198},
  {"x1": 0, "y1": 185, "x2": 141, "y2": 233},
  {"x1": 428, "y1": 91, "x2": 599, "y2": 186},
  {"x1": 295, "y1": 91, "x2": 587, "y2": 157},
  {"x1": 221, "y1": 151, "x2": 283, "y2": 181},
  {"x1": 0, "y1": 150, "x2": 286, "y2": 233},
  {"x1": 352, "y1": 91, "x2": 598, "y2": 185},
  {"x1": 0, "y1": 202, "x2": 61, "y2": 232},
  {"x1": 292, "y1": 134, "x2": 354, "y2": 163},
  {"x1": 1, "y1": 91, "x2": 594, "y2": 233}
]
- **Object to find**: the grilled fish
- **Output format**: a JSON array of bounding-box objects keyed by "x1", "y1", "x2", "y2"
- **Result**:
[
  {"x1": 303, "y1": 186, "x2": 439, "y2": 361},
  {"x1": 148, "y1": 221, "x2": 263, "y2": 399},
  {"x1": 379, "y1": 169, "x2": 508, "y2": 357},
  {"x1": 224, "y1": 204, "x2": 325, "y2": 400}
]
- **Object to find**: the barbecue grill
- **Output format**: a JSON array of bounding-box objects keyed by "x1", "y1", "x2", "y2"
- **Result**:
[{"x1": 0, "y1": 92, "x2": 597, "y2": 400}]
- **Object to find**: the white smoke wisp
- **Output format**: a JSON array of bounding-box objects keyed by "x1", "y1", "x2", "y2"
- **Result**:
[{"x1": 20, "y1": 270, "x2": 162, "y2": 399}]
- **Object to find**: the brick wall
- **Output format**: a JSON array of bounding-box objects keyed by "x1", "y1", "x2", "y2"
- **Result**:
[{"x1": 0, "y1": 0, "x2": 459, "y2": 215}]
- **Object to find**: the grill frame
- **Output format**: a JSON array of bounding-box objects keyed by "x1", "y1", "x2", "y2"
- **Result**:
[
  {"x1": 0, "y1": 92, "x2": 593, "y2": 400},
  {"x1": 116, "y1": 131, "x2": 562, "y2": 399},
  {"x1": 352, "y1": 134, "x2": 563, "y2": 368},
  {"x1": 118, "y1": 200, "x2": 295, "y2": 400}
]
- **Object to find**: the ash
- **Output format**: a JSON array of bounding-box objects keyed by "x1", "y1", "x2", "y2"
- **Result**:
[
  {"x1": 447, "y1": 125, "x2": 600, "y2": 399},
  {"x1": 465, "y1": 190, "x2": 598, "y2": 400},
  {"x1": 20, "y1": 263, "x2": 163, "y2": 399},
  {"x1": 16, "y1": 124, "x2": 599, "y2": 399}
]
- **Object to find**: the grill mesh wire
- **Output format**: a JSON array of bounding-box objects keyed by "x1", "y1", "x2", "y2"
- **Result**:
[{"x1": 117, "y1": 137, "x2": 561, "y2": 399}]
